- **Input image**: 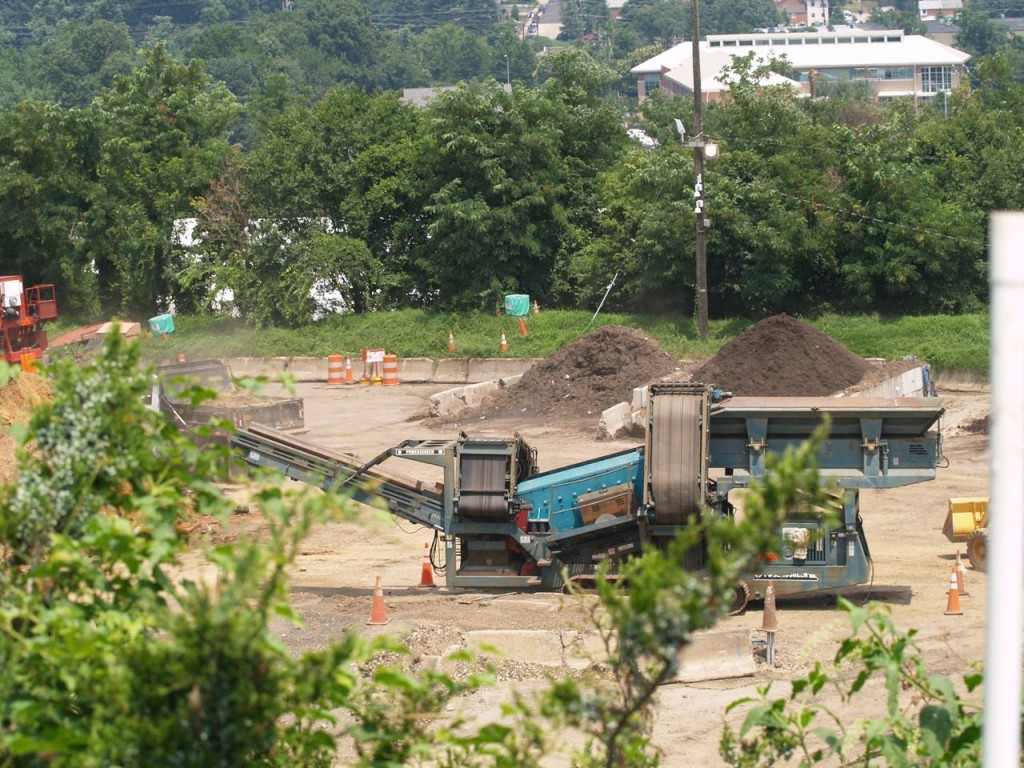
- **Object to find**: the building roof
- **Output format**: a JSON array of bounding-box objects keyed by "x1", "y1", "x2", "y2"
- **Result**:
[
  {"x1": 919, "y1": 0, "x2": 962, "y2": 10},
  {"x1": 632, "y1": 30, "x2": 970, "y2": 82}
]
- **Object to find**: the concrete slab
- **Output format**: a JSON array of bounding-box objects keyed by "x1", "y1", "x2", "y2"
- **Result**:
[
  {"x1": 671, "y1": 629, "x2": 755, "y2": 683},
  {"x1": 464, "y1": 629, "x2": 565, "y2": 667}
]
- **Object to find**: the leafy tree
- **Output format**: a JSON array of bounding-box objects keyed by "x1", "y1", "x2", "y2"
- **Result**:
[
  {"x1": 704, "y1": 0, "x2": 782, "y2": 35},
  {"x1": 556, "y1": 141, "x2": 696, "y2": 313},
  {"x1": 617, "y1": 0, "x2": 691, "y2": 46},
  {"x1": 0, "y1": 103, "x2": 102, "y2": 318},
  {"x1": 288, "y1": 0, "x2": 383, "y2": 90},
  {"x1": 417, "y1": 23, "x2": 493, "y2": 84},
  {"x1": 833, "y1": 108, "x2": 986, "y2": 314},
  {"x1": 26, "y1": 19, "x2": 136, "y2": 107},
  {"x1": 237, "y1": 86, "x2": 421, "y2": 318},
  {"x1": 955, "y1": 8, "x2": 1017, "y2": 57},
  {"x1": 86, "y1": 45, "x2": 239, "y2": 317},
  {"x1": 413, "y1": 82, "x2": 568, "y2": 308}
]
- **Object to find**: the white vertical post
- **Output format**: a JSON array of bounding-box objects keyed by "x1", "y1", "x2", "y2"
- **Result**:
[{"x1": 984, "y1": 213, "x2": 1024, "y2": 767}]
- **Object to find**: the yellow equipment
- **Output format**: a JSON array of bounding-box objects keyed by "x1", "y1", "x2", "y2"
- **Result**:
[{"x1": 943, "y1": 497, "x2": 989, "y2": 571}]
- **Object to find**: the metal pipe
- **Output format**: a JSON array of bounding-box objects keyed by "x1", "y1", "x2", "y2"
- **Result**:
[{"x1": 984, "y1": 212, "x2": 1024, "y2": 767}]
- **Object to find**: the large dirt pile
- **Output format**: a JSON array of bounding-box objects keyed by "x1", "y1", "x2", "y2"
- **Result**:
[
  {"x1": 481, "y1": 325, "x2": 680, "y2": 419},
  {"x1": 691, "y1": 314, "x2": 870, "y2": 397}
]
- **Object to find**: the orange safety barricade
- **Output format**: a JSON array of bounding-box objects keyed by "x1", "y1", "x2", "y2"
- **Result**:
[
  {"x1": 382, "y1": 354, "x2": 400, "y2": 386},
  {"x1": 327, "y1": 353, "x2": 345, "y2": 385}
]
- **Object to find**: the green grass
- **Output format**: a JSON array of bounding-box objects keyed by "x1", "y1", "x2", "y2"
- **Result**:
[{"x1": 53, "y1": 310, "x2": 990, "y2": 377}]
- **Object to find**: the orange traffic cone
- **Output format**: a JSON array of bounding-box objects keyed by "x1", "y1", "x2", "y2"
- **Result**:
[
  {"x1": 344, "y1": 356, "x2": 355, "y2": 384},
  {"x1": 500, "y1": 332, "x2": 508, "y2": 353},
  {"x1": 367, "y1": 576, "x2": 391, "y2": 625},
  {"x1": 532, "y1": 300, "x2": 540, "y2": 316},
  {"x1": 955, "y1": 551, "x2": 968, "y2": 596},
  {"x1": 418, "y1": 543, "x2": 436, "y2": 588},
  {"x1": 518, "y1": 317, "x2": 528, "y2": 337},
  {"x1": 944, "y1": 566, "x2": 963, "y2": 616},
  {"x1": 448, "y1": 330, "x2": 456, "y2": 353},
  {"x1": 177, "y1": 353, "x2": 186, "y2": 362}
]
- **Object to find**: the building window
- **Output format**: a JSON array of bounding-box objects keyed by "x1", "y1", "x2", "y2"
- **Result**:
[
  {"x1": 921, "y1": 66, "x2": 952, "y2": 93},
  {"x1": 881, "y1": 67, "x2": 914, "y2": 80},
  {"x1": 644, "y1": 74, "x2": 661, "y2": 94}
]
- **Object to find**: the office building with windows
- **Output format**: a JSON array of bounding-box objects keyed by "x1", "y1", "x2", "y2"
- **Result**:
[{"x1": 632, "y1": 29, "x2": 970, "y2": 104}]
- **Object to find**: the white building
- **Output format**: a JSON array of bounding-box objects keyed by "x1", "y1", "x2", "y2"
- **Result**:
[{"x1": 631, "y1": 29, "x2": 970, "y2": 104}]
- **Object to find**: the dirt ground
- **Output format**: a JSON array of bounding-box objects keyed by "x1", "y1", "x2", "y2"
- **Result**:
[{"x1": 231, "y1": 370, "x2": 990, "y2": 766}]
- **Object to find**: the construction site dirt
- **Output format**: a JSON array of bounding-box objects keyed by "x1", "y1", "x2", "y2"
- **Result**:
[{"x1": 207, "y1": 369, "x2": 990, "y2": 766}]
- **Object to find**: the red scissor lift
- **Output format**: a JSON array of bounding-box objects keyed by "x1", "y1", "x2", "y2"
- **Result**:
[{"x1": 1, "y1": 275, "x2": 58, "y2": 367}]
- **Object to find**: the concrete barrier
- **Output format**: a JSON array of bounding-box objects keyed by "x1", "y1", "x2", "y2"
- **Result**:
[
  {"x1": 222, "y1": 356, "x2": 538, "y2": 385},
  {"x1": 599, "y1": 402, "x2": 636, "y2": 440},
  {"x1": 285, "y1": 357, "x2": 326, "y2": 382},
  {"x1": 671, "y1": 628, "x2": 756, "y2": 683},
  {"x1": 852, "y1": 365, "x2": 934, "y2": 398},
  {"x1": 398, "y1": 357, "x2": 436, "y2": 383},
  {"x1": 226, "y1": 357, "x2": 288, "y2": 379},
  {"x1": 468, "y1": 358, "x2": 535, "y2": 382},
  {"x1": 428, "y1": 389, "x2": 460, "y2": 418},
  {"x1": 434, "y1": 358, "x2": 470, "y2": 384},
  {"x1": 464, "y1": 629, "x2": 567, "y2": 667}
]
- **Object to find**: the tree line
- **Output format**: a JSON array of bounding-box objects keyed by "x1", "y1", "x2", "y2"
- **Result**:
[{"x1": 0, "y1": 1, "x2": 1022, "y2": 323}]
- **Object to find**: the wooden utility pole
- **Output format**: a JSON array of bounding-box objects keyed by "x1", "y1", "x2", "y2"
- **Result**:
[{"x1": 690, "y1": 0, "x2": 708, "y2": 341}]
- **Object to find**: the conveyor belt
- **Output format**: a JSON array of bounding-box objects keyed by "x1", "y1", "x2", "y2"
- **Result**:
[
  {"x1": 458, "y1": 453, "x2": 508, "y2": 518},
  {"x1": 649, "y1": 393, "x2": 703, "y2": 524},
  {"x1": 232, "y1": 423, "x2": 446, "y2": 530}
]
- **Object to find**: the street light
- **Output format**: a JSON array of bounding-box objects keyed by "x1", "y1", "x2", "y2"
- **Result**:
[{"x1": 504, "y1": 54, "x2": 511, "y2": 88}]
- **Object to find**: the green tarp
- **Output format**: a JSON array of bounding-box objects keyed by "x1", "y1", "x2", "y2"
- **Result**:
[
  {"x1": 503, "y1": 294, "x2": 530, "y2": 317},
  {"x1": 149, "y1": 314, "x2": 175, "y2": 335}
]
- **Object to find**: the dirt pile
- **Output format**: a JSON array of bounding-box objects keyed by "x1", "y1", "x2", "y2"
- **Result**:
[
  {"x1": 0, "y1": 373, "x2": 51, "y2": 483},
  {"x1": 691, "y1": 314, "x2": 870, "y2": 397},
  {"x1": 481, "y1": 325, "x2": 680, "y2": 420}
]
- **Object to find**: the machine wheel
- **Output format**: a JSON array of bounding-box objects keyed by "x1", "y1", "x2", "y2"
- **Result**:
[
  {"x1": 727, "y1": 581, "x2": 751, "y2": 615},
  {"x1": 966, "y1": 528, "x2": 988, "y2": 572}
]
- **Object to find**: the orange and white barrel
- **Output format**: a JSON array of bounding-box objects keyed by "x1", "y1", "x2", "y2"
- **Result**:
[
  {"x1": 382, "y1": 354, "x2": 400, "y2": 386},
  {"x1": 327, "y1": 353, "x2": 345, "y2": 385}
]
